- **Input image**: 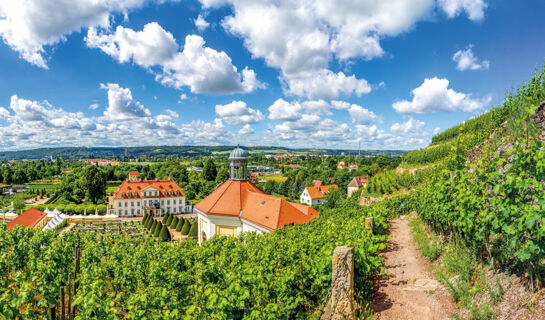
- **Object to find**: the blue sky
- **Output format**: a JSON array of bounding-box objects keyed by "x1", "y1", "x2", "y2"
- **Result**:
[{"x1": 0, "y1": 0, "x2": 544, "y2": 151}]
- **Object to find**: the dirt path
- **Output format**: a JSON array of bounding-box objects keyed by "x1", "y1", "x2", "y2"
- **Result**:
[{"x1": 373, "y1": 216, "x2": 457, "y2": 320}]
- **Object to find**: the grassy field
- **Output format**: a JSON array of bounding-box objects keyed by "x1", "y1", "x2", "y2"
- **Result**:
[{"x1": 260, "y1": 174, "x2": 288, "y2": 182}]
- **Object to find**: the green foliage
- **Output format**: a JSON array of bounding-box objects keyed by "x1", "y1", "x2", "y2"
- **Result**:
[
  {"x1": 203, "y1": 158, "x2": 217, "y2": 181},
  {"x1": 170, "y1": 216, "x2": 179, "y2": 229},
  {"x1": 153, "y1": 221, "x2": 162, "y2": 237},
  {"x1": 418, "y1": 140, "x2": 545, "y2": 286},
  {"x1": 80, "y1": 165, "x2": 107, "y2": 204},
  {"x1": 176, "y1": 218, "x2": 184, "y2": 232},
  {"x1": 409, "y1": 217, "x2": 443, "y2": 261},
  {"x1": 181, "y1": 219, "x2": 190, "y2": 235},
  {"x1": 13, "y1": 199, "x2": 25, "y2": 212},
  {"x1": 159, "y1": 225, "x2": 171, "y2": 242},
  {"x1": 0, "y1": 190, "x2": 393, "y2": 319},
  {"x1": 188, "y1": 221, "x2": 198, "y2": 237},
  {"x1": 162, "y1": 213, "x2": 170, "y2": 224}
]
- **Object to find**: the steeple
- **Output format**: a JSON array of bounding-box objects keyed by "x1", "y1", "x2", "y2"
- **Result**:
[{"x1": 228, "y1": 145, "x2": 248, "y2": 180}]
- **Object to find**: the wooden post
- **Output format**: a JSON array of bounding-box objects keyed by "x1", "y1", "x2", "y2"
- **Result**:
[
  {"x1": 49, "y1": 306, "x2": 56, "y2": 320},
  {"x1": 365, "y1": 217, "x2": 373, "y2": 234},
  {"x1": 60, "y1": 286, "x2": 65, "y2": 320},
  {"x1": 321, "y1": 246, "x2": 359, "y2": 320}
]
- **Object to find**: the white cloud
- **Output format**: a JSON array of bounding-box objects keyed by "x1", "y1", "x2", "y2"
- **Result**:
[
  {"x1": 86, "y1": 23, "x2": 263, "y2": 94},
  {"x1": 0, "y1": 0, "x2": 167, "y2": 68},
  {"x1": 180, "y1": 93, "x2": 188, "y2": 100},
  {"x1": 0, "y1": 107, "x2": 10, "y2": 118},
  {"x1": 268, "y1": 98, "x2": 302, "y2": 121},
  {"x1": 181, "y1": 118, "x2": 231, "y2": 144},
  {"x1": 208, "y1": 0, "x2": 485, "y2": 99},
  {"x1": 302, "y1": 100, "x2": 330, "y2": 115},
  {"x1": 433, "y1": 127, "x2": 441, "y2": 134},
  {"x1": 238, "y1": 124, "x2": 254, "y2": 135},
  {"x1": 195, "y1": 14, "x2": 210, "y2": 31},
  {"x1": 453, "y1": 45, "x2": 490, "y2": 71},
  {"x1": 165, "y1": 109, "x2": 179, "y2": 119},
  {"x1": 348, "y1": 104, "x2": 380, "y2": 125},
  {"x1": 438, "y1": 0, "x2": 487, "y2": 21},
  {"x1": 330, "y1": 101, "x2": 352, "y2": 110},
  {"x1": 88, "y1": 103, "x2": 99, "y2": 110},
  {"x1": 283, "y1": 69, "x2": 371, "y2": 100},
  {"x1": 393, "y1": 77, "x2": 491, "y2": 113},
  {"x1": 100, "y1": 83, "x2": 151, "y2": 122},
  {"x1": 215, "y1": 100, "x2": 264, "y2": 125},
  {"x1": 390, "y1": 118, "x2": 426, "y2": 135}
]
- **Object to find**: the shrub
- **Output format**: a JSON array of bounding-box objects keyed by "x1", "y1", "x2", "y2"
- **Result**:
[
  {"x1": 159, "y1": 225, "x2": 171, "y2": 242},
  {"x1": 166, "y1": 214, "x2": 173, "y2": 226},
  {"x1": 154, "y1": 222, "x2": 162, "y2": 237},
  {"x1": 176, "y1": 218, "x2": 184, "y2": 232},
  {"x1": 188, "y1": 222, "x2": 198, "y2": 238},
  {"x1": 170, "y1": 216, "x2": 178, "y2": 229},
  {"x1": 162, "y1": 213, "x2": 170, "y2": 224},
  {"x1": 181, "y1": 219, "x2": 190, "y2": 235}
]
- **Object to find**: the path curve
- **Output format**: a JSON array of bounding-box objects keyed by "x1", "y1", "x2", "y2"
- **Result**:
[{"x1": 373, "y1": 216, "x2": 457, "y2": 320}]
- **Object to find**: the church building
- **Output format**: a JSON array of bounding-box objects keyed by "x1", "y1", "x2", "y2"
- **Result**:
[{"x1": 195, "y1": 146, "x2": 319, "y2": 243}]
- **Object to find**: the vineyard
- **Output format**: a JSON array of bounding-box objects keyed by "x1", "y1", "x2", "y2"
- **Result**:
[{"x1": 0, "y1": 193, "x2": 414, "y2": 319}]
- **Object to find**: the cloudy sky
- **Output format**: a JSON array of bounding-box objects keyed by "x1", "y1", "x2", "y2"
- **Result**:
[{"x1": 0, "y1": 0, "x2": 544, "y2": 151}]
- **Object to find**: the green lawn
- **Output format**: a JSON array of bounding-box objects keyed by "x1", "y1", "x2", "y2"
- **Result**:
[{"x1": 260, "y1": 175, "x2": 288, "y2": 182}]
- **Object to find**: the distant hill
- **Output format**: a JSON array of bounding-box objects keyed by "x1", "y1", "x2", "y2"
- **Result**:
[{"x1": 0, "y1": 146, "x2": 406, "y2": 160}]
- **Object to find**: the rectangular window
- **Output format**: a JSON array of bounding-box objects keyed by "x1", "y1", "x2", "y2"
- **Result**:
[
  {"x1": 167, "y1": 200, "x2": 170, "y2": 205},
  {"x1": 125, "y1": 202, "x2": 127, "y2": 207}
]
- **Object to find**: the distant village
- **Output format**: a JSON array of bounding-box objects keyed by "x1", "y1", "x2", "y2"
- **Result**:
[{"x1": 1, "y1": 146, "x2": 396, "y2": 243}]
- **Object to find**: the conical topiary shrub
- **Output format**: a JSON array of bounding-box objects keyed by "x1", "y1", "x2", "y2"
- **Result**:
[
  {"x1": 159, "y1": 225, "x2": 171, "y2": 242},
  {"x1": 148, "y1": 218, "x2": 155, "y2": 231},
  {"x1": 152, "y1": 220, "x2": 159, "y2": 234},
  {"x1": 188, "y1": 221, "x2": 198, "y2": 238},
  {"x1": 146, "y1": 216, "x2": 153, "y2": 229},
  {"x1": 141, "y1": 214, "x2": 147, "y2": 225},
  {"x1": 170, "y1": 216, "x2": 178, "y2": 229},
  {"x1": 181, "y1": 219, "x2": 190, "y2": 235},
  {"x1": 154, "y1": 222, "x2": 162, "y2": 237},
  {"x1": 167, "y1": 214, "x2": 173, "y2": 226},
  {"x1": 162, "y1": 213, "x2": 170, "y2": 224},
  {"x1": 176, "y1": 218, "x2": 184, "y2": 232}
]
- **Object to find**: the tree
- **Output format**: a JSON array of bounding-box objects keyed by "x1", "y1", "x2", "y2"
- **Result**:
[
  {"x1": 159, "y1": 225, "x2": 171, "y2": 242},
  {"x1": 170, "y1": 216, "x2": 179, "y2": 229},
  {"x1": 79, "y1": 165, "x2": 107, "y2": 204},
  {"x1": 176, "y1": 218, "x2": 184, "y2": 232},
  {"x1": 188, "y1": 221, "x2": 198, "y2": 237},
  {"x1": 154, "y1": 222, "x2": 162, "y2": 237},
  {"x1": 324, "y1": 187, "x2": 345, "y2": 209},
  {"x1": 13, "y1": 200, "x2": 25, "y2": 213},
  {"x1": 203, "y1": 158, "x2": 217, "y2": 181},
  {"x1": 215, "y1": 167, "x2": 230, "y2": 184},
  {"x1": 181, "y1": 219, "x2": 191, "y2": 235}
]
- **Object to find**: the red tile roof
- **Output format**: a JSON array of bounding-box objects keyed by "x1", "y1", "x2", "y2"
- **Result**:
[
  {"x1": 348, "y1": 175, "x2": 369, "y2": 188},
  {"x1": 195, "y1": 180, "x2": 319, "y2": 231},
  {"x1": 305, "y1": 184, "x2": 339, "y2": 199},
  {"x1": 129, "y1": 171, "x2": 139, "y2": 175},
  {"x1": 7, "y1": 208, "x2": 47, "y2": 229},
  {"x1": 113, "y1": 179, "x2": 185, "y2": 199}
]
